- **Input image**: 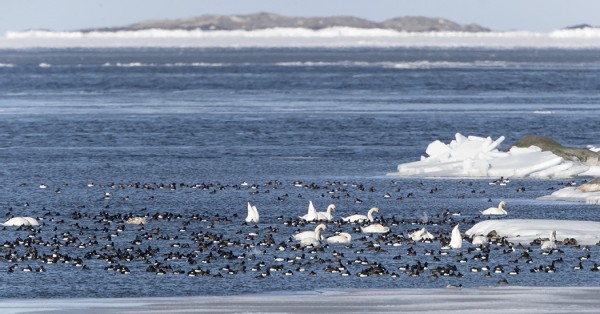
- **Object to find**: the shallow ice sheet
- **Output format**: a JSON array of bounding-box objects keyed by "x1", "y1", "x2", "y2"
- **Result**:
[
  {"x1": 539, "y1": 187, "x2": 600, "y2": 205},
  {"x1": 390, "y1": 133, "x2": 594, "y2": 179},
  {"x1": 3, "y1": 287, "x2": 600, "y2": 313},
  {"x1": 3, "y1": 28, "x2": 600, "y2": 48},
  {"x1": 466, "y1": 219, "x2": 600, "y2": 245}
]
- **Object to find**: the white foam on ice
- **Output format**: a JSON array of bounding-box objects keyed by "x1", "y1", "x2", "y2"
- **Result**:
[
  {"x1": 538, "y1": 186, "x2": 600, "y2": 205},
  {"x1": 3, "y1": 28, "x2": 600, "y2": 48},
  {"x1": 389, "y1": 133, "x2": 596, "y2": 179},
  {"x1": 466, "y1": 219, "x2": 600, "y2": 245}
]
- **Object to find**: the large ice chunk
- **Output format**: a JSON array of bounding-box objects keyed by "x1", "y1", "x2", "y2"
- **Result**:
[
  {"x1": 466, "y1": 219, "x2": 600, "y2": 245},
  {"x1": 389, "y1": 133, "x2": 595, "y2": 179}
]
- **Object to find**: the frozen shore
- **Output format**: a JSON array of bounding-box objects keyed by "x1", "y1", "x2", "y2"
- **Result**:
[{"x1": 3, "y1": 287, "x2": 600, "y2": 313}]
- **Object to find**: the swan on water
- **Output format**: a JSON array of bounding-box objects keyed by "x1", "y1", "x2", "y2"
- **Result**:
[
  {"x1": 317, "y1": 204, "x2": 336, "y2": 221},
  {"x1": 409, "y1": 227, "x2": 434, "y2": 241},
  {"x1": 541, "y1": 230, "x2": 557, "y2": 250},
  {"x1": 299, "y1": 201, "x2": 319, "y2": 222},
  {"x1": 293, "y1": 223, "x2": 327, "y2": 241},
  {"x1": 326, "y1": 232, "x2": 352, "y2": 244},
  {"x1": 449, "y1": 224, "x2": 462, "y2": 249},
  {"x1": 126, "y1": 216, "x2": 147, "y2": 225},
  {"x1": 343, "y1": 207, "x2": 379, "y2": 223},
  {"x1": 361, "y1": 223, "x2": 389, "y2": 234},
  {"x1": 245, "y1": 202, "x2": 260, "y2": 223},
  {"x1": 471, "y1": 235, "x2": 489, "y2": 246},
  {"x1": 481, "y1": 201, "x2": 507, "y2": 215},
  {"x1": 2, "y1": 217, "x2": 39, "y2": 226}
]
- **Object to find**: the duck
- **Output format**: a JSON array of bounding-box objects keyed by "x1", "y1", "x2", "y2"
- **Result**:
[
  {"x1": 481, "y1": 201, "x2": 507, "y2": 215},
  {"x1": 541, "y1": 230, "x2": 557, "y2": 250},
  {"x1": 326, "y1": 232, "x2": 352, "y2": 244},
  {"x1": 293, "y1": 223, "x2": 327, "y2": 241},
  {"x1": 317, "y1": 204, "x2": 336, "y2": 221},
  {"x1": 245, "y1": 202, "x2": 259, "y2": 223},
  {"x1": 299, "y1": 201, "x2": 318, "y2": 222},
  {"x1": 343, "y1": 207, "x2": 379, "y2": 223}
]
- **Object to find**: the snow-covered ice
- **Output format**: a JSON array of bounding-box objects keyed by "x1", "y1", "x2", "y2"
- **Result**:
[
  {"x1": 466, "y1": 219, "x2": 600, "y2": 245},
  {"x1": 389, "y1": 133, "x2": 597, "y2": 179},
  {"x1": 2, "y1": 287, "x2": 600, "y2": 313},
  {"x1": 4, "y1": 28, "x2": 600, "y2": 48},
  {"x1": 539, "y1": 187, "x2": 600, "y2": 205}
]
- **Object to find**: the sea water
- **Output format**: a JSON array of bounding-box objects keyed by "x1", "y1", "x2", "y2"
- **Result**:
[{"x1": 0, "y1": 48, "x2": 599, "y2": 298}]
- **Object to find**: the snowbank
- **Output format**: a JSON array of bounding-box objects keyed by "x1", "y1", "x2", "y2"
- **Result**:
[
  {"x1": 389, "y1": 133, "x2": 596, "y2": 178},
  {"x1": 466, "y1": 219, "x2": 600, "y2": 245},
  {"x1": 538, "y1": 187, "x2": 600, "y2": 205}
]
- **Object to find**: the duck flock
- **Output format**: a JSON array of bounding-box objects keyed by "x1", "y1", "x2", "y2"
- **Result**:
[{"x1": 1, "y1": 178, "x2": 599, "y2": 297}]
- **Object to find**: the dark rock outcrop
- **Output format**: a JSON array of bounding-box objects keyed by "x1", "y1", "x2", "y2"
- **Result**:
[
  {"x1": 511, "y1": 134, "x2": 600, "y2": 166},
  {"x1": 381, "y1": 16, "x2": 488, "y2": 32},
  {"x1": 84, "y1": 12, "x2": 489, "y2": 33}
]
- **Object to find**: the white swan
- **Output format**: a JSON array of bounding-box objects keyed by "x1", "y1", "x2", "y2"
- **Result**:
[
  {"x1": 2, "y1": 217, "x2": 39, "y2": 226},
  {"x1": 471, "y1": 235, "x2": 489, "y2": 246},
  {"x1": 298, "y1": 224, "x2": 327, "y2": 246},
  {"x1": 361, "y1": 223, "x2": 389, "y2": 234},
  {"x1": 299, "y1": 201, "x2": 319, "y2": 222},
  {"x1": 293, "y1": 223, "x2": 327, "y2": 241},
  {"x1": 245, "y1": 202, "x2": 259, "y2": 223},
  {"x1": 126, "y1": 216, "x2": 147, "y2": 225},
  {"x1": 326, "y1": 232, "x2": 352, "y2": 244},
  {"x1": 409, "y1": 227, "x2": 434, "y2": 241},
  {"x1": 450, "y1": 224, "x2": 462, "y2": 249},
  {"x1": 317, "y1": 204, "x2": 336, "y2": 221},
  {"x1": 343, "y1": 207, "x2": 379, "y2": 223},
  {"x1": 481, "y1": 201, "x2": 507, "y2": 215},
  {"x1": 541, "y1": 230, "x2": 557, "y2": 250}
]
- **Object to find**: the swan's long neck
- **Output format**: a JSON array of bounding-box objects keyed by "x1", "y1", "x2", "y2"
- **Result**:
[
  {"x1": 367, "y1": 208, "x2": 377, "y2": 222},
  {"x1": 315, "y1": 225, "x2": 325, "y2": 239},
  {"x1": 499, "y1": 202, "x2": 505, "y2": 210},
  {"x1": 326, "y1": 205, "x2": 335, "y2": 219}
]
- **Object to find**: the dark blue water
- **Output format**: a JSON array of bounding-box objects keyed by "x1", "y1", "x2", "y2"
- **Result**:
[{"x1": 0, "y1": 48, "x2": 599, "y2": 298}]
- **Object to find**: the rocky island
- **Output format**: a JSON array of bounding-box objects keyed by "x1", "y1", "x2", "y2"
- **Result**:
[{"x1": 83, "y1": 12, "x2": 489, "y2": 33}]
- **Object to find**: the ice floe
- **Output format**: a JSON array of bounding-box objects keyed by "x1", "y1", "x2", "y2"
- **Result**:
[
  {"x1": 389, "y1": 133, "x2": 597, "y2": 178},
  {"x1": 466, "y1": 219, "x2": 600, "y2": 245},
  {"x1": 538, "y1": 187, "x2": 600, "y2": 205}
]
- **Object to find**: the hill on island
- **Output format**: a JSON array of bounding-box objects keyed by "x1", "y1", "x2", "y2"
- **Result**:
[{"x1": 84, "y1": 12, "x2": 490, "y2": 33}]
